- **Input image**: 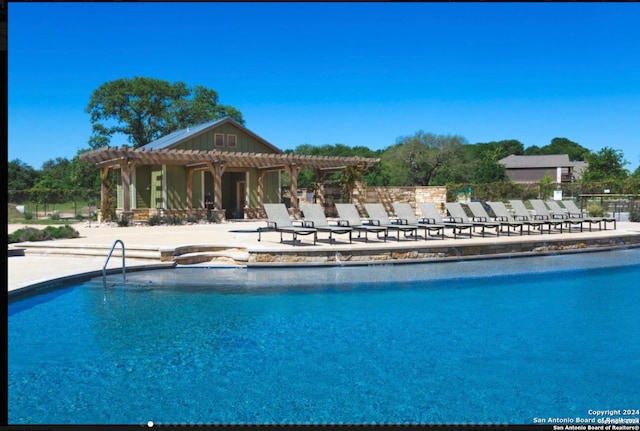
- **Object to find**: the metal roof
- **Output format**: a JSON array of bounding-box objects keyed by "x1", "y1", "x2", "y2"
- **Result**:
[
  {"x1": 499, "y1": 154, "x2": 573, "y2": 169},
  {"x1": 138, "y1": 117, "x2": 282, "y2": 154}
]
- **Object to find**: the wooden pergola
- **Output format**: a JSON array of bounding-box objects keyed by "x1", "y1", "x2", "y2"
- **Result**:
[{"x1": 80, "y1": 146, "x2": 379, "y2": 213}]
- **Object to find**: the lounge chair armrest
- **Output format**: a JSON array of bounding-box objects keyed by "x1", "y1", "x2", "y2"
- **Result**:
[
  {"x1": 267, "y1": 221, "x2": 278, "y2": 229},
  {"x1": 495, "y1": 216, "x2": 508, "y2": 222},
  {"x1": 473, "y1": 216, "x2": 487, "y2": 222},
  {"x1": 420, "y1": 217, "x2": 436, "y2": 224},
  {"x1": 292, "y1": 220, "x2": 304, "y2": 227},
  {"x1": 395, "y1": 218, "x2": 409, "y2": 225},
  {"x1": 533, "y1": 215, "x2": 548, "y2": 220},
  {"x1": 303, "y1": 220, "x2": 315, "y2": 228},
  {"x1": 337, "y1": 219, "x2": 350, "y2": 227},
  {"x1": 551, "y1": 214, "x2": 566, "y2": 219},
  {"x1": 366, "y1": 219, "x2": 381, "y2": 226},
  {"x1": 450, "y1": 217, "x2": 465, "y2": 223}
]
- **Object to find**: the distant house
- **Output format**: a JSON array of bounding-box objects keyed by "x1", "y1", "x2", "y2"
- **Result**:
[
  {"x1": 80, "y1": 117, "x2": 379, "y2": 221},
  {"x1": 498, "y1": 154, "x2": 584, "y2": 183}
]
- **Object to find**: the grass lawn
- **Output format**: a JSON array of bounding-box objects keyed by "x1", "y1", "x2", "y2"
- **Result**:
[{"x1": 8, "y1": 203, "x2": 92, "y2": 225}]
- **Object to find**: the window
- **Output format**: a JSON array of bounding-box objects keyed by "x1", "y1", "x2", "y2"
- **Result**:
[
  {"x1": 214, "y1": 133, "x2": 224, "y2": 147},
  {"x1": 227, "y1": 134, "x2": 237, "y2": 148}
]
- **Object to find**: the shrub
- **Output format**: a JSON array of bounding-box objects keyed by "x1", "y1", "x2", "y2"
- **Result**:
[
  {"x1": 148, "y1": 214, "x2": 162, "y2": 226},
  {"x1": 9, "y1": 227, "x2": 52, "y2": 243},
  {"x1": 630, "y1": 202, "x2": 640, "y2": 223},
  {"x1": 24, "y1": 210, "x2": 34, "y2": 220},
  {"x1": 167, "y1": 214, "x2": 184, "y2": 225},
  {"x1": 117, "y1": 214, "x2": 130, "y2": 227},
  {"x1": 186, "y1": 215, "x2": 200, "y2": 224},
  {"x1": 586, "y1": 202, "x2": 605, "y2": 217},
  {"x1": 207, "y1": 211, "x2": 220, "y2": 223},
  {"x1": 50, "y1": 212, "x2": 60, "y2": 221}
]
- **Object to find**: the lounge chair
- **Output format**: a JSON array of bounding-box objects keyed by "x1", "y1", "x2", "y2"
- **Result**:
[
  {"x1": 485, "y1": 201, "x2": 531, "y2": 235},
  {"x1": 566, "y1": 199, "x2": 615, "y2": 230},
  {"x1": 445, "y1": 202, "x2": 500, "y2": 237},
  {"x1": 300, "y1": 203, "x2": 352, "y2": 243},
  {"x1": 335, "y1": 203, "x2": 388, "y2": 242},
  {"x1": 259, "y1": 203, "x2": 318, "y2": 245},
  {"x1": 530, "y1": 199, "x2": 582, "y2": 232},
  {"x1": 363, "y1": 203, "x2": 418, "y2": 241},
  {"x1": 508, "y1": 200, "x2": 554, "y2": 234},
  {"x1": 417, "y1": 202, "x2": 473, "y2": 239},
  {"x1": 469, "y1": 201, "x2": 524, "y2": 236},
  {"x1": 554, "y1": 200, "x2": 616, "y2": 231},
  {"x1": 392, "y1": 202, "x2": 445, "y2": 240}
]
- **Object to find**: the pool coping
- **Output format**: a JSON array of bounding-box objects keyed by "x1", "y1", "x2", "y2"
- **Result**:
[{"x1": 8, "y1": 262, "x2": 176, "y2": 302}]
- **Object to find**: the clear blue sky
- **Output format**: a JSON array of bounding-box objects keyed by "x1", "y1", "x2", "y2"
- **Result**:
[{"x1": 8, "y1": 2, "x2": 640, "y2": 173}]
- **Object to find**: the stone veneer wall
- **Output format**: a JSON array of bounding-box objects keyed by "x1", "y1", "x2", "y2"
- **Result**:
[{"x1": 352, "y1": 186, "x2": 448, "y2": 218}]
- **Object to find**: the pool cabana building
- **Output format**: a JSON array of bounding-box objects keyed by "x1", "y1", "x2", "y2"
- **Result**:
[{"x1": 80, "y1": 117, "x2": 379, "y2": 222}]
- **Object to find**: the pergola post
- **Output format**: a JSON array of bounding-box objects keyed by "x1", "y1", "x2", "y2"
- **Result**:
[
  {"x1": 121, "y1": 162, "x2": 131, "y2": 212},
  {"x1": 207, "y1": 161, "x2": 226, "y2": 211},
  {"x1": 257, "y1": 169, "x2": 265, "y2": 208},
  {"x1": 186, "y1": 168, "x2": 194, "y2": 209},
  {"x1": 100, "y1": 167, "x2": 110, "y2": 222},
  {"x1": 314, "y1": 170, "x2": 327, "y2": 207},
  {"x1": 286, "y1": 164, "x2": 301, "y2": 210}
]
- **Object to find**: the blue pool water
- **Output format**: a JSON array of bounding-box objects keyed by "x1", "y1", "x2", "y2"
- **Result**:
[{"x1": 8, "y1": 249, "x2": 640, "y2": 425}]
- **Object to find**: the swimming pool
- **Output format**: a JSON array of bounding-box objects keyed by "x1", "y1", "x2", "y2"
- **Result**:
[{"x1": 8, "y1": 248, "x2": 640, "y2": 425}]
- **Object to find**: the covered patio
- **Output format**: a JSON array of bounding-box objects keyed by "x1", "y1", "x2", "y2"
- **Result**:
[{"x1": 80, "y1": 145, "x2": 379, "y2": 221}]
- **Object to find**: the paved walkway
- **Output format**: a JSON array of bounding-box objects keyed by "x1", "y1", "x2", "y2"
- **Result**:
[{"x1": 8, "y1": 219, "x2": 640, "y2": 293}]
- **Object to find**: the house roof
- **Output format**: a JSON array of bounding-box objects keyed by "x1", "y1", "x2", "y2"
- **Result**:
[
  {"x1": 499, "y1": 154, "x2": 573, "y2": 169},
  {"x1": 138, "y1": 117, "x2": 282, "y2": 154}
]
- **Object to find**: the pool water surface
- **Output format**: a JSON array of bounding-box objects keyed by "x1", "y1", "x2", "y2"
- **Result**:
[{"x1": 8, "y1": 249, "x2": 640, "y2": 425}]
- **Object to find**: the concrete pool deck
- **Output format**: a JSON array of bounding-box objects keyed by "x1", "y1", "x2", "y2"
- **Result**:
[{"x1": 8, "y1": 219, "x2": 640, "y2": 294}]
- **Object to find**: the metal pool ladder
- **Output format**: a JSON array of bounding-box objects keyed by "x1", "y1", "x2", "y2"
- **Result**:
[{"x1": 103, "y1": 239, "x2": 126, "y2": 288}]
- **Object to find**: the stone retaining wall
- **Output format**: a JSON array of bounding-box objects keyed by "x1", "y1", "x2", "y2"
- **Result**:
[{"x1": 247, "y1": 234, "x2": 640, "y2": 266}]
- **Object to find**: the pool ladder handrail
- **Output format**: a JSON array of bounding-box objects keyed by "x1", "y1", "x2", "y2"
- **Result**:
[{"x1": 103, "y1": 239, "x2": 125, "y2": 288}]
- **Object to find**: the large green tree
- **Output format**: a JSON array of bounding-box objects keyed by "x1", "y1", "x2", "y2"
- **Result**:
[
  {"x1": 581, "y1": 147, "x2": 629, "y2": 182},
  {"x1": 524, "y1": 137, "x2": 590, "y2": 161},
  {"x1": 85, "y1": 77, "x2": 244, "y2": 149},
  {"x1": 382, "y1": 131, "x2": 467, "y2": 186},
  {"x1": 8, "y1": 159, "x2": 39, "y2": 191}
]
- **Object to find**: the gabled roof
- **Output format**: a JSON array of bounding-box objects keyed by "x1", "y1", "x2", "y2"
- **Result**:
[
  {"x1": 138, "y1": 117, "x2": 282, "y2": 154},
  {"x1": 499, "y1": 154, "x2": 573, "y2": 169}
]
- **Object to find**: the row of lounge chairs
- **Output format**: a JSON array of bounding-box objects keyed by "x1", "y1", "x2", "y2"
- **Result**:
[{"x1": 258, "y1": 199, "x2": 616, "y2": 245}]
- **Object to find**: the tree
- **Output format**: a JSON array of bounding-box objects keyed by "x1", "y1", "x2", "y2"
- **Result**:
[
  {"x1": 524, "y1": 138, "x2": 590, "y2": 161},
  {"x1": 382, "y1": 131, "x2": 467, "y2": 186},
  {"x1": 85, "y1": 77, "x2": 244, "y2": 149},
  {"x1": 8, "y1": 159, "x2": 39, "y2": 191},
  {"x1": 581, "y1": 147, "x2": 629, "y2": 182},
  {"x1": 472, "y1": 148, "x2": 509, "y2": 184}
]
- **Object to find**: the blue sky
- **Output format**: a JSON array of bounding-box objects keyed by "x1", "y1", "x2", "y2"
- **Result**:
[{"x1": 8, "y1": 2, "x2": 640, "y2": 173}]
